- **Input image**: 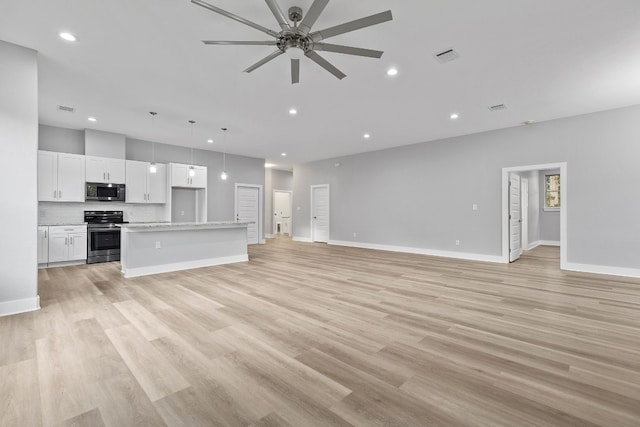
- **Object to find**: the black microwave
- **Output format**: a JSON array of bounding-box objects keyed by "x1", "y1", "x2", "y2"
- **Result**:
[{"x1": 86, "y1": 182, "x2": 125, "y2": 202}]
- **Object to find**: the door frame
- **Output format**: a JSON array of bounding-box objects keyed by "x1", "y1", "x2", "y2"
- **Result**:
[
  {"x1": 234, "y1": 183, "x2": 264, "y2": 244},
  {"x1": 521, "y1": 177, "x2": 529, "y2": 251},
  {"x1": 310, "y1": 184, "x2": 330, "y2": 243},
  {"x1": 273, "y1": 189, "x2": 293, "y2": 235},
  {"x1": 501, "y1": 162, "x2": 567, "y2": 268}
]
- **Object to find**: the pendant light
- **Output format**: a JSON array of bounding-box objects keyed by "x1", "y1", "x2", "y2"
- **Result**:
[
  {"x1": 220, "y1": 127, "x2": 228, "y2": 180},
  {"x1": 188, "y1": 120, "x2": 196, "y2": 177},
  {"x1": 149, "y1": 112, "x2": 158, "y2": 173}
]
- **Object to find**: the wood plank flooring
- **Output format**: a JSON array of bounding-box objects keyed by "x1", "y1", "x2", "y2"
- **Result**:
[{"x1": 1, "y1": 238, "x2": 640, "y2": 426}]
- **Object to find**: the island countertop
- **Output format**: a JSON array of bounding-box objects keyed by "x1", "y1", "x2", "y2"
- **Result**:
[{"x1": 119, "y1": 221, "x2": 253, "y2": 231}]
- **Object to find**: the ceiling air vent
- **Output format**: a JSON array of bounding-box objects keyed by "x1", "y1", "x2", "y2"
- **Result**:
[
  {"x1": 434, "y1": 48, "x2": 460, "y2": 64},
  {"x1": 488, "y1": 104, "x2": 507, "y2": 112},
  {"x1": 57, "y1": 105, "x2": 75, "y2": 113}
]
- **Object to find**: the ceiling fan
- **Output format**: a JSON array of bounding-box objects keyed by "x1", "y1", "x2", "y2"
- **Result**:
[{"x1": 191, "y1": 0, "x2": 393, "y2": 84}]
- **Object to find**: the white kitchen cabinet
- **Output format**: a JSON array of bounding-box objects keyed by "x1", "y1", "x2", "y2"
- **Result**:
[
  {"x1": 38, "y1": 151, "x2": 85, "y2": 202},
  {"x1": 170, "y1": 163, "x2": 207, "y2": 188},
  {"x1": 38, "y1": 226, "x2": 49, "y2": 264},
  {"x1": 86, "y1": 156, "x2": 126, "y2": 184},
  {"x1": 125, "y1": 160, "x2": 166, "y2": 204},
  {"x1": 48, "y1": 225, "x2": 87, "y2": 263}
]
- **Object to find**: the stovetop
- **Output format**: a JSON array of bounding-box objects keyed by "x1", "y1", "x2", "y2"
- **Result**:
[{"x1": 84, "y1": 210, "x2": 125, "y2": 225}]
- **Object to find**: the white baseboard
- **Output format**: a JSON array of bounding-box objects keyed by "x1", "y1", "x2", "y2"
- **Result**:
[
  {"x1": 527, "y1": 241, "x2": 541, "y2": 250},
  {"x1": 327, "y1": 240, "x2": 504, "y2": 264},
  {"x1": 122, "y1": 254, "x2": 249, "y2": 279},
  {"x1": 0, "y1": 296, "x2": 40, "y2": 317},
  {"x1": 539, "y1": 240, "x2": 560, "y2": 246},
  {"x1": 564, "y1": 262, "x2": 640, "y2": 279},
  {"x1": 265, "y1": 234, "x2": 275, "y2": 239},
  {"x1": 292, "y1": 236, "x2": 313, "y2": 243}
]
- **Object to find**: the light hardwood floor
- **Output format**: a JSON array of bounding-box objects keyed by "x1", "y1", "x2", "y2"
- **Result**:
[{"x1": 2, "y1": 238, "x2": 640, "y2": 426}]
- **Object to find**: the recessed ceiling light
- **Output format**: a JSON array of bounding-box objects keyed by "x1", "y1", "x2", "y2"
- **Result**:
[
  {"x1": 289, "y1": 108, "x2": 297, "y2": 115},
  {"x1": 281, "y1": 152, "x2": 287, "y2": 157},
  {"x1": 59, "y1": 32, "x2": 77, "y2": 42},
  {"x1": 88, "y1": 117, "x2": 97, "y2": 122},
  {"x1": 264, "y1": 163, "x2": 275, "y2": 168},
  {"x1": 386, "y1": 67, "x2": 398, "y2": 76},
  {"x1": 207, "y1": 139, "x2": 214, "y2": 143},
  {"x1": 450, "y1": 113, "x2": 459, "y2": 120},
  {"x1": 363, "y1": 133, "x2": 371, "y2": 139}
]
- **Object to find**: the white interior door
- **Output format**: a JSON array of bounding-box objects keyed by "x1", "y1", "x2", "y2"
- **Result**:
[
  {"x1": 521, "y1": 178, "x2": 529, "y2": 251},
  {"x1": 509, "y1": 174, "x2": 522, "y2": 262},
  {"x1": 235, "y1": 185, "x2": 260, "y2": 245},
  {"x1": 311, "y1": 185, "x2": 330, "y2": 243},
  {"x1": 274, "y1": 191, "x2": 292, "y2": 235}
]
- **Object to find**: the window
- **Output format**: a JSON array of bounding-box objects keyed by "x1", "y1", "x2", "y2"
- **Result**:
[{"x1": 545, "y1": 174, "x2": 560, "y2": 211}]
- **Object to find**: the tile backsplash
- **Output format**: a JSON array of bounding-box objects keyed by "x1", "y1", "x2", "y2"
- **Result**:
[{"x1": 39, "y1": 202, "x2": 168, "y2": 224}]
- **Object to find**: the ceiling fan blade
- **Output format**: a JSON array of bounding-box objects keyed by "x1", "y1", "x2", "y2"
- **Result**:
[
  {"x1": 313, "y1": 43, "x2": 383, "y2": 58},
  {"x1": 310, "y1": 10, "x2": 393, "y2": 42},
  {"x1": 298, "y1": 0, "x2": 330, "y2": 34},
  {"x1": 291, "y1": 59, "x2": 300, "y2": 84},
  {"x1": 191, "y1": 0, "x2": 279, "y2": 38},
  {"x1": 243, "y1": 50, "x2": 285, "y2": 73},
  {"x1": 202, "y1": 40, "x2": 277, "y2": 45},
  {"x1": 305, "y1": 50, "x2": 346, "y2": 80},
  {"x1": 265, "y1": 0, "x2": 290, "y2": 31}
]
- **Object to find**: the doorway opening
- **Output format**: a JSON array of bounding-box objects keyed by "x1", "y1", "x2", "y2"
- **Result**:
[
  {"x1": 502, "y1": 163, "x2": 567, "y2": 269},
  {"x1": 273, "y1": 190, "x2": 292, "y2": 236}
]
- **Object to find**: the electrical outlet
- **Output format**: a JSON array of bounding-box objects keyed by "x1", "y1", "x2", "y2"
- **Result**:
[
  {"x1": 297, "y1": 206, "x2": 301, "y2": 211},
  {"x1": 472, "y1": 204, "x2": 478, "y2": 211},
  {"x1": 455, "y1": 240, "x2": 460, "y2": 246},
  {"x1": 353, "y1": 232, "x2": 357, "y2": 238},
  {"x1": 155, "y1": 241, "x2": 161, "y2": 249},
  {"x1": 181, "y1": 211, "x2": 185, "y2": 216}
]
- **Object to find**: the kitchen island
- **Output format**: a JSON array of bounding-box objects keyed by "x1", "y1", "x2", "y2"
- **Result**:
[{"x1": 119, "y1": 221, "x2": 251, "y2": 278}]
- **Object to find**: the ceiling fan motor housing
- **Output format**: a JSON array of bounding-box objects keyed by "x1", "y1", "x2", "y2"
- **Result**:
[{"x1": 288, "y1": 6, "x2": 303, "y2": 23}]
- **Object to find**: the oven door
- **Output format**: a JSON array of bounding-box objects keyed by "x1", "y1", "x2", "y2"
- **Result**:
[{"x1": 87, "y1": 226, "x2": 121, "y2": 263}]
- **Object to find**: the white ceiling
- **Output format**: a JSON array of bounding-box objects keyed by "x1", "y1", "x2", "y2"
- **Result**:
[{"x1": 2, "y1": 0, "x2": 640, "y2": 169}]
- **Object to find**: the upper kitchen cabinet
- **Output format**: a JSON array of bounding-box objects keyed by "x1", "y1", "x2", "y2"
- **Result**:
[
  {"x1": 170, "y1": 163, "x2": 207, "y2": 188},
  {"x1": 125, "y1": 160, "x2": 167, "y2": 204},
  {"x1": 38, "y1": 151, "x2": 85, "y2": 202},
  {"x1": 85, "y1": 156, "x2": 126, "y2": 184}
]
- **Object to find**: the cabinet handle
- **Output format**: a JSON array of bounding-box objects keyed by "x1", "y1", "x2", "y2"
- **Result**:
[
  {"x1": 108, "y1": 172, "x2": 110, "y2": 181},
  {"x1": 58, "y1": 190, "x2": 62, "y2": 199},
  {"x1": 70, "y1": 236, "x2": 73, "y2": 245},
  {"x1": 103, "y1": 172, "x2": 106, "y2": 180},
  {"x1": 53, "y1": 190, "x2": 57, "y2": 199},
  {"x1": 44, "y1": 230, "x2": 47, "y2": 238},
  {"x1": 65, "y1": 237, "x2": 68, "y2": 245}
]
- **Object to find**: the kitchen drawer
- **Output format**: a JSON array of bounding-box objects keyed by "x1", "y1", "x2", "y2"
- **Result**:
[{"x1": 49, "y1": 225, "x2": 87, "y2": 235}]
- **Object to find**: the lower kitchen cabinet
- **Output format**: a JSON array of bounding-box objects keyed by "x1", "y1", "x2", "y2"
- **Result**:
[
  {"x1": 48, "y1": 225, "x2": 87, "y2": 263},
  {"x1": 38, "y1": 226, "x2": 49, "y2": 264}
]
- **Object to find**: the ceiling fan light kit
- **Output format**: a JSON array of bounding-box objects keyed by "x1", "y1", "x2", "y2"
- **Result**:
[{"x1": 191, "y1": 0, "x2": 393, "y2": 84}]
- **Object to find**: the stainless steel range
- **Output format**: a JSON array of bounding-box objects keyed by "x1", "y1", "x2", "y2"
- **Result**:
[{"x1": 85, "y1": 211, "x2": 126, "y2": 264}]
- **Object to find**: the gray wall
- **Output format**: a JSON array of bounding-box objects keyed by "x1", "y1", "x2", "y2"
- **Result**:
[
  {"x1": 39, "y1": 125, "x2": 84, "y2": 154},
  {"x1": 0, "y1": 41, "x2": 39, "y2": 314},
  {"x1": 85, "y1": 129, "x2": 125, "y2": 159},
  {"x1": 126, "y1": 138, "x2": 265, "y2": 227},
  {"x1": 293, "y1": 104, "x2": 640, "y2": 270},
  {"x1": 539, "y1": 168, "x2": 561, "y2": 242}
]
